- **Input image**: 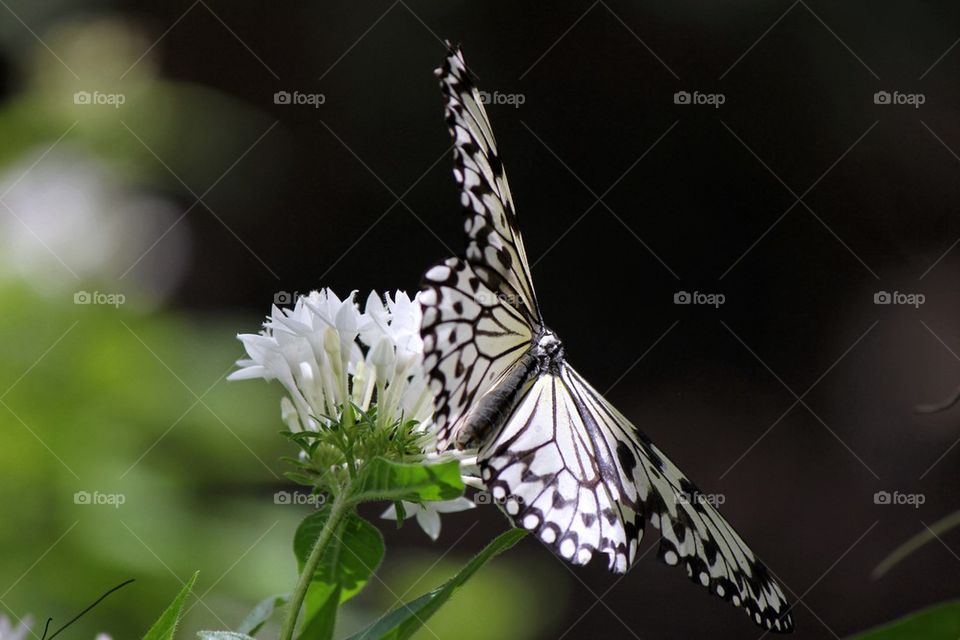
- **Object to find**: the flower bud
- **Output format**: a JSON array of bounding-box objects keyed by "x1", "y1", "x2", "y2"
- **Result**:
[
  {"x1": 323, "y1": 326, "x2": 342, "y2": 374},
  {"x1": 370, "y1": 335, "x2": 396, "y2": 377}
]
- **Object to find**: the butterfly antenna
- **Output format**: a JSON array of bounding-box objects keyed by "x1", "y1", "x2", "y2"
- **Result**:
[
  {"x1": 40, "y1": 617, "x2": 53, "y2": 640},
  {"x1": 46, "y1": 579, "x2": 135, "y2": 640}
]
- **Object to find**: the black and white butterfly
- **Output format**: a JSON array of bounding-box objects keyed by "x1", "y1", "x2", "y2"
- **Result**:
[{"x1": 419, "y1": 44, "x2": 794, "y2": 633}]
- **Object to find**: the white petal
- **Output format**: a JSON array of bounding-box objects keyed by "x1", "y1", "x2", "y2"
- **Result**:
[
  {"x1": 417, "y1": 508, "x2": 442, "y2": 541},
  {"x1": 433, "y1": 497, "x2": 476, "y2": 513},
  {"x1": 381, "y1": 504, "x2": 399, "y2": 520},
  {"x1": 381, "y1": 501, "x2": 420, "y2": 521}
]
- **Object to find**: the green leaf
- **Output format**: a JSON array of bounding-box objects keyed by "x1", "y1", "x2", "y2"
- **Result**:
[
  {"x1": 296, "y1": 585, "x2": 340, "y2": 640},
  {"x1": 345, "y1": 529, "x2": 527, "y2": 640},
  {"x1": 197, "y1": 633, "x2": 256, "y2": 640},
  {"x1": 237, "y1": 594, "x2": 288, "y2": 636},
  {"x1": 848, "y1": 599, "x2": 960, "y2": 639},
  {"x1": 393, "y1": 500, "x2": 407, "y2": 526},
  {"x1": 350, "y1": 457, "x2": 464, "y2": 504},
  {"x1": 143, "y1": 571, "x2": 199, "y2": 640},
  {"x1": 292, "y1": 508, "x2": 385, "y2": 639}
]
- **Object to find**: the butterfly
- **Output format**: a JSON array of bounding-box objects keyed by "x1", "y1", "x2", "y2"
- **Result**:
[{"x1": 419, "y1": 43, "x2": 794, "y2": 633}]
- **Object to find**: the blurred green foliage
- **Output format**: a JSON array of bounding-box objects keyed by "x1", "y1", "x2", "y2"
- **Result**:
[
  {"x1": 0, "y1": 13, "x2": 558, "y2": 640},
  {"x1": 848, "y1": 600, "x2": 960, "y2": 639},
  {"x1": 0, "y1": 279, "x2": 295, "y2": 637},
  {"x1": 0, "y1": 281, "x2": 561, "y2": 639}
]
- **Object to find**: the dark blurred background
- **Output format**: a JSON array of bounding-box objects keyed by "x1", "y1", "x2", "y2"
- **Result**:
[{"x1": 2, "y1": 1, "x2": 960, "y2": 638}]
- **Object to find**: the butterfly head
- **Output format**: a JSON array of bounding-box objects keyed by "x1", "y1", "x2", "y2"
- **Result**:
[{"x1": 535, "y1": 329, "x2": 564, "y2": 366}]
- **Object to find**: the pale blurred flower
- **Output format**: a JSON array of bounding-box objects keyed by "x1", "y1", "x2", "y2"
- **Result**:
[
  {"x1": 0, "y1": 615, "x2": 30, "y2": 640},
  {"x1": 0, "y1": 147, "x2": 187, "y2": 303},
  {"x1": 0, "y1": 615, "x2": 111, "y2": 639}
]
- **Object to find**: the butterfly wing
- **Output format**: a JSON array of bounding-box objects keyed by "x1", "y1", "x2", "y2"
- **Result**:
[
  {"x1": 420, "y1": 257, "x2": 535, "y2": 451},
  {"x1": 479, "y1": 362, "x2": 794, "y2": 633},
  {"x1": 436, "y1": 44, "x2": 540, "y2": 325},
  {"x1": 422, "y1": 45, "x2": 545, "y2": 451},
  {"x1": 426, "y1": 44, "x2": 792, "y2": 633}
]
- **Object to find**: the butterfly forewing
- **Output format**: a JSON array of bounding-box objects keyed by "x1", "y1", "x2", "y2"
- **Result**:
[{"x1": 437, "y1": 46, "x2": 540, "y2": 325}]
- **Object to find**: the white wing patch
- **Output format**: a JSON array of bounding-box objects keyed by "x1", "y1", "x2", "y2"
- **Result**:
[{"x1": 480, "y1": 364, "x2": 794, "y2": 633}]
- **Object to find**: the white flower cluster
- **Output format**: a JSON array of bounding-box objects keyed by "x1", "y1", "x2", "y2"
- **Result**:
[
  {"x1": 230, "y1": 289, "x2": 432, "y2": 432},
  {"x1": 231, "y1": 289, "x2": 475, "y2": 539}
]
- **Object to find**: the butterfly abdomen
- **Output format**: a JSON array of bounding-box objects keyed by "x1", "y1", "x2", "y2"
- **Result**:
[{"x1": 456, "y1": 348, "x2": 540, "y2": 449}]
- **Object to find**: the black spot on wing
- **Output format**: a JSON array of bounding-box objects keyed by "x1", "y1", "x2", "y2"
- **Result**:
[{"x1": 616, "y1": 440, "x2": 637, "y2": 474}]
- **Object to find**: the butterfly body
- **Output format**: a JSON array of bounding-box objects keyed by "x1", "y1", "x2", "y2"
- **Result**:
[
  {"x1": 421, "y1": 44, "x2": 793, "y2": 633},
  {"x1": 455, "y1": 327, "x2": 563, "y2": 449}
]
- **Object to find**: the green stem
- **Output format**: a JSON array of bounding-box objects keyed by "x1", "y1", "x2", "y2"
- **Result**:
[{"x1": 278, "y1": 493, "x2": 352, "y2": 640}]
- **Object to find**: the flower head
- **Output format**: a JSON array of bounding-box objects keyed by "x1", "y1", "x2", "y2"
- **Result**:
[
  {"x1": 232, "y1": 288, "x2": 481, "y2": 540},
  {"x1": 230, "y1": 289, "x2": 431, "y2": 432}
]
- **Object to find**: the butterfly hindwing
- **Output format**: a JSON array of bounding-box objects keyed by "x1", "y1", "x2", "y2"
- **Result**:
[
  {"x1": 420, "y1": 257, "x2": 534, "y2": 451},
  {"x1": 479, "y1": 371, "x2": 641, "y2": 571},
  {"x1": 480, "y1": 362, "x2": 793, "y2": 632}
]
